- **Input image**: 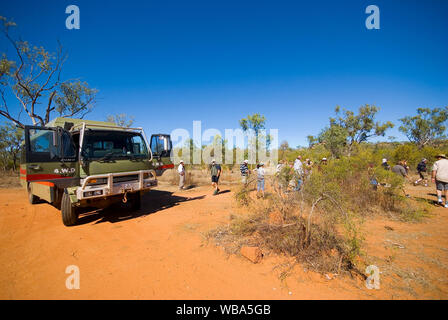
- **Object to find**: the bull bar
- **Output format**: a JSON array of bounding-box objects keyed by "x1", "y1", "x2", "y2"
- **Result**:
[{"x1": 76, "y1": 169, "x2": 157, "y2": 200}]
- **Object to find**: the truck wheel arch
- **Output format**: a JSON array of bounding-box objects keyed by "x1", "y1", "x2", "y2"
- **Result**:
[{"x1": 27, "y1": 182, "x2": 39, "y2": 205}]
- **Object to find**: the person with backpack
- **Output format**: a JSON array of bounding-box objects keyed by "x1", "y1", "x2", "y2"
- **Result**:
[
  {"x1": 392, "y1": 160, "x2": 412, "y2": 198},
  {"x1": 415, "y1": 158, "x2": 428, "y2": 187},
  {"x1": 210, "y1": 159, "x2": 222, "y2": 195},
  {"x1": 240, "y1": 159, "x2": 250, "y2": 185}
]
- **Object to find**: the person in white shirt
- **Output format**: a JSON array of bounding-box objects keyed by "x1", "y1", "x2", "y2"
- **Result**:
[
  {"x1": 255, "y1": 163, "x2": 265, "y2": 198},
  {"x1": 178, "y1": 160, "x2": 185, "y2": 190},
  {"x1": 276, "y1": 160, "x2": 284, "y2": 174},
  {"x1": 293, "y1": 155, "x2": 304, "y2": 191},
  {"x1": 432, "y1": 154, "x2": 448, "y2": 207}
]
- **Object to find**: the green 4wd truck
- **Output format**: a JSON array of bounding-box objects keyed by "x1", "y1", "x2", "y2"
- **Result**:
[{"x1": 19, "y1": 118, "x2": 173, "y2": 226}]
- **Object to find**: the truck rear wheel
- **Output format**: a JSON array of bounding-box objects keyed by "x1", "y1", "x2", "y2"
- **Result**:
[
  {"x1": 61, "y1": 191, "x2": 78, "y2": 226},
  {"x1": 27, "y1": 183, "x2": 39, "y2": 204}
]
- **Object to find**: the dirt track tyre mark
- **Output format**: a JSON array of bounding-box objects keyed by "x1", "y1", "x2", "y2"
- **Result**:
[{"x1": 61, "y1": 191, "x2": 78, "y2": 226}]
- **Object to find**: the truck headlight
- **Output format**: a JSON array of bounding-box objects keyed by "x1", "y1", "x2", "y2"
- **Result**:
[
  {"x1": 86, "y1": 178, "x2": 107, "y2": 185},
  {"x1": 83, "y1": 190, "x2": 103, "y2": 197}
]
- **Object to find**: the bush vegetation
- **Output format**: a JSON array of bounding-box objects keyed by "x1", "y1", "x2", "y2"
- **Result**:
[{"x1": 207, "y1": 142, "x2": 435, "y2": 276}]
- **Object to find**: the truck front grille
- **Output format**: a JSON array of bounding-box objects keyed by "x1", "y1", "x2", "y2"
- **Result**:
[{"x1": 113, "y1": 174, "x2": 139, "y2": 183}]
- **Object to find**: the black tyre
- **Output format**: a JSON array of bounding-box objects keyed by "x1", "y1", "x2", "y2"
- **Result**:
[
  {"x1": 27, "y1": 183, "x2": 39, "y2": 204},
  {"x1": 61, "y1": 191, "x2": 78, "y2": 226},
  {"x1": 130, "y1": 192, "x2": 141, "y2": 211}
]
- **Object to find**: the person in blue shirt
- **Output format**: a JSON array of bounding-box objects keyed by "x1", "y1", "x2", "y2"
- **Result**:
[{"x1": 240, "y1": 159, "x2": 250, "y2": 185}]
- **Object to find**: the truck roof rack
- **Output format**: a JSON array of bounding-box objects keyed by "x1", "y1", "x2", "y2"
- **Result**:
[{"x1": 70, "y1": 122, "x2": 144, "y2": 132}]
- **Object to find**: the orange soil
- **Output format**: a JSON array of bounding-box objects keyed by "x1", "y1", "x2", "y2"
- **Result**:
[{"x1": 0, "y1": 182, "x2": 447, "y2": 299}]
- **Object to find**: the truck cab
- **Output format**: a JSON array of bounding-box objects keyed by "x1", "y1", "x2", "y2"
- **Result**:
[{"x1": 20, "y1": 118, "x2": 173, "y2": 226}]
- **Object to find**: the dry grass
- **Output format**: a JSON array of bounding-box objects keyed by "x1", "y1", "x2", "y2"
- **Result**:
[
  {"x1": 0, "y1": 170, "x2": 21, "y2": 188},
  {"x1": 157, "y1": 167, "x2": 243, "y2": 187},
  {"x1": 207, "y1": 184, "x2": 361, "y2": 275}
]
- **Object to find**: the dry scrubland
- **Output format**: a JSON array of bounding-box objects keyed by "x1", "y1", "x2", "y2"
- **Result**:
[
  {"x1": 0, "y1": 163, "x2": 447, "y2": 299},
  {"x1": 0, "y1": 171, "x2": 20, "y2": 188}
]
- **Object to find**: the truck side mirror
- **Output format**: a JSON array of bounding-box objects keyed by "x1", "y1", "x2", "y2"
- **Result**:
[
  {"x1": 161, "y1": 136, "x2": 172, "y2": 157},
  {"x1": 150, "y1": 134, "x2": 172, "y2": 158}
]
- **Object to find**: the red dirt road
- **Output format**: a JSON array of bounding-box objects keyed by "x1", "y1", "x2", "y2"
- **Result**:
[{"x1": 0, "y1": 183, "x2": 447, "y2": 299}]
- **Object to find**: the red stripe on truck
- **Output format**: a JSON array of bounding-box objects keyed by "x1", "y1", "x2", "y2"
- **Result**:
[{"x1": 22, "y1": 174, "x2": 73, "y2": 181}]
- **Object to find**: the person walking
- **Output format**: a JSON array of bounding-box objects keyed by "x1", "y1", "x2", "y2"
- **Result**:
[
  {"x1": 415, "y1": 158, "x2": 428, "y2": 186},
  {"x1": 293, "y1": 155, "x2": 304, "y2": 191},
  {"x1": 178, "y1": 160, "x2": 185, "y2": 190},
  {"x1": 240, "y1": 159, "x2": 250, "y2": 185},
  {"x1": 382, "y1": 158, "x2": 391, "y2": 170},
  {"x1": 431, "y1": 154, "x2": 448, "y2": 208},
  {"x1": 392, "y1": 160, "x2": 412, "y2": 198},
  {"x1": 210, "y1": 159, "x2": 222, "y2": 195},
  {"x1": 255, "y1": 163, "x2": 265, "y2": 198}
]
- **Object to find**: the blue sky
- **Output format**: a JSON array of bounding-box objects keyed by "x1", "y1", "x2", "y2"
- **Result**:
[{"x1": 1, "y1": 0, "x2": 447, "y2": 147}]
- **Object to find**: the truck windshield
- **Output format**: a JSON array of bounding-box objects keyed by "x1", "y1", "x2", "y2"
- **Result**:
[{"x1": 82, "y1": 130, "x2": 148, "y2": 160}]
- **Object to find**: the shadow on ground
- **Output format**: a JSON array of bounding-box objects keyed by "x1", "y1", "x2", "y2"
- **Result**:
[
  {"x1": 76, "y1": 190, "x2": 206, "y2": 225},
  {"x1": 412, "y1": 192, "x2": 445, "y2": 207}
]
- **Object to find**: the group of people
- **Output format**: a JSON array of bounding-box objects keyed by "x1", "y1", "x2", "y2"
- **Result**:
[
  {"x1": 275, "y1": 156, "x2": 328, "y2": 191},
  {"x1": 382, "y1": 154, "x2": 448, "y2": 207},
  {"x1": 177, "y1": 159, "x2": 222, "y2": 195},
  {"x1": 176, "y1": 153, "x2": 448, "y2": 207},
  {"x1": 240, "y1": 159, "x2": 266, "y2": 198}
]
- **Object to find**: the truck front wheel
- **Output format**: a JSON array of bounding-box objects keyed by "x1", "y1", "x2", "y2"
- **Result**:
[
  {"x1": 61, "y1": 191, "x2": 78, "y2": 226},
  {"x1": 27, "y1": 183, "x2": 39, "y2": 204}
]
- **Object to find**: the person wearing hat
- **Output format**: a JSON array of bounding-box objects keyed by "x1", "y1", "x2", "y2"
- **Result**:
[
  {"x1": 255, "y1": 162, "x2": 265, "y2": 198},
  {"x1": 382, "y1": 158, "x2": 391, "y2": 171},
  {"x1": 432, "y1": 154, "x2": 448, "y2": 207},
  {"x1": 210, "y1": 159, "x2": 222, "y2": 195},
  {"x1": 415, "y1": 158, "x2": 428, "y2": 187},
  {"x1": 177, "y1": 160, "x2": 186, "y2": 190},
  {"x1": 240, "y1": 159, "x2": 250, "y2": 185},
  {"x1": 318, "y1": 157, "x2": 328, "y2": 172}
]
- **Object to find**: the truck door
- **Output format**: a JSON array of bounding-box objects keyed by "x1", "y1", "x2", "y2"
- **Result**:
[
  {"x1": 150, "y1": 134, "x2": 173, "y2": 176},
  {"x1": 23, "y1": 126, "x2": 78, "y2": 203}
]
